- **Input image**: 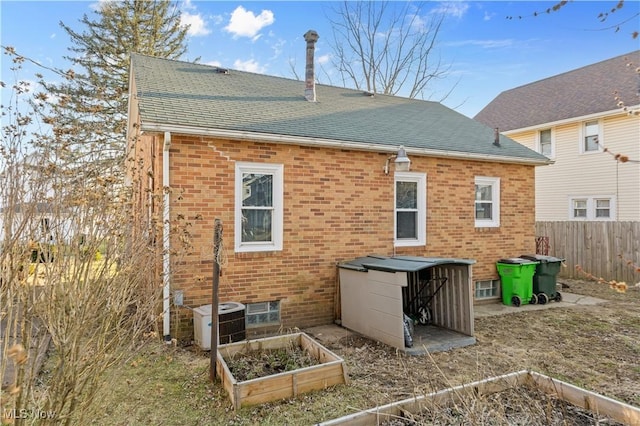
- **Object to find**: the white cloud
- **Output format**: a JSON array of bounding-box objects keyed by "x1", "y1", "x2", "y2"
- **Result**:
[
  {"x1": 317, "y1": 54, "x2": 331, "y2": 65},
  {"x1": 233, "y1": 58, "x2": 265, "y2": 74},
  {"x1": 483, "y1": 11, "x2": 495, "y2": 21},
  {"x1": 181, "y1": 11, "x2": 211, "y2": 36},
  {"x1": 224, "y1": 6, "x2": 275, "y2": 40},
  {"x1": 432, "y1": 2, "x2": 469, "y2": 19},
  {"x1": 444, "y1": 39, "x2": 515, "y2": 49}
]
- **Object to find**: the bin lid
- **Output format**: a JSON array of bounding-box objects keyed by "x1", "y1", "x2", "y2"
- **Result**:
[
  {"x1": 520, "y1": 254, "x2": 565, "y2": 263},
  {"x1": 497, "y1": 257, "x2": 538, "y2": 265},
  {"x1": 338, "y1": 255, "x2": 476, "y2": 273}
]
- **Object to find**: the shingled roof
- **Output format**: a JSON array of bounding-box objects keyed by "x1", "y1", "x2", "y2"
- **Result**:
[
  {"x1": 129, "y1": 54, "x2": 550, "y2": 165},
  {"x1": 474, "y1": 51, "x2": 640, "y2": 132}
]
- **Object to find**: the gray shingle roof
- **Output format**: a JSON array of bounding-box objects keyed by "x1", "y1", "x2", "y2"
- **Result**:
[
  {"x1": 474, "y1": 51, "x2": 640, "y2": 131},
  {"x1": 130, "y1": 54, "x2": 549, "y2": 164}
]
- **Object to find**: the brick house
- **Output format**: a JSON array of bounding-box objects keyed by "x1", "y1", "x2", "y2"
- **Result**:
[{"x1": 126, "y1": 34, "x2": 550, "y2": 342}]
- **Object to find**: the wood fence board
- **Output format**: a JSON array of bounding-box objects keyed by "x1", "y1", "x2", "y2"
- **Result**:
[{"x1": 536, "y1": 221, "x2": 640, "y2": 283}]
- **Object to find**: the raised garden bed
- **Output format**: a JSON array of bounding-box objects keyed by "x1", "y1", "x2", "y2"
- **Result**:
[
  {"x1": 215, "y1": 332, "x2": 348, "y2": 410},
  {"x1": 318, "y1": 370, "x2": 640, "y2": 425}
]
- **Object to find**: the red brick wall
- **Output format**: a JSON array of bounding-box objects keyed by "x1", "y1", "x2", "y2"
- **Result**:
[{"x1": 136, "y1": 133, "x2": 537, "y2": 338}]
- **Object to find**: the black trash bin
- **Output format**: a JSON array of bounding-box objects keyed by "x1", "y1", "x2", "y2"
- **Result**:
[{"x1": 520, "y1": 254, "x2": 565, "y2": 304}]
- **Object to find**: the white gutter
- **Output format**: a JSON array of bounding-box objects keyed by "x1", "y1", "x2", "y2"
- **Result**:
[
  {"x1": 140, "y1": 123, "x2": 552, "y2": 166},
  {"x1": 501, "y1": 105, "x2": 640, "y2": 135},
  {"x1": 162, "y1": 131, "x2": 171, "y2": 342}
]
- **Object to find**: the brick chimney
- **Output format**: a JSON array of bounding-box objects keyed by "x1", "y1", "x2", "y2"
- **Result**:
[{"x1": 304, "y1": 30, "x2": 319, "y2": 102}]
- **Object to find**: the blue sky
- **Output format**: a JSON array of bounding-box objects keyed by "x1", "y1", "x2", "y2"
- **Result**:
[{"x1": 1, "y1": 1, "x2": 639, "y2": 118}]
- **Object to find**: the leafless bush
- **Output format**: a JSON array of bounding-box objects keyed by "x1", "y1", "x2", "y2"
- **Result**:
[{"x1": 1, "y1": 48, "x2": 160, "y2": 425}]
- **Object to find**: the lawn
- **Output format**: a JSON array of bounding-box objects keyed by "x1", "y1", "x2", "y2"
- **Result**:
[{"x1": 80, "y1": 279, "x2": 639, "y2": 425}]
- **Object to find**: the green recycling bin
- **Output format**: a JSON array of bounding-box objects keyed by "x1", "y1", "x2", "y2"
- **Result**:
[
  {"x1": 496, "y1": 258, "x2": 539, "y2": 307},
  {"x1": 520, "y1": 254, "x2": 564, "y2": 304}
]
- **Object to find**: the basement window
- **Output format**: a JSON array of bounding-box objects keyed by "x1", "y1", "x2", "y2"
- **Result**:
[
  {"x1": 475, "y1": 279, "x2": 499, "y2": 299},
  {"x1": 246, "y1": 301, "x2": 280, "y2": 328}
]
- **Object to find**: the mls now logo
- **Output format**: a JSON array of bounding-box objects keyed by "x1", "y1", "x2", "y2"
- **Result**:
[{"x1": 3, "y1": 408, "x2": 56, "y2": 420}]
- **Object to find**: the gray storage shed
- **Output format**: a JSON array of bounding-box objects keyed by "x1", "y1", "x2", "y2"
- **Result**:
[{"x1": 337, "y1": 255, "x2": 476, "y2": 354}]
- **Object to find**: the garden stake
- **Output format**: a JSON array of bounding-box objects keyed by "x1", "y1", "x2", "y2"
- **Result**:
[{"x1": 210, "y1": 218, "x2": 223, "y2": 381}]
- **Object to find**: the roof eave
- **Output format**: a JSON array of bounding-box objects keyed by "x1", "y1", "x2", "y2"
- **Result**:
[
  {"x1": 502, "y1": 105, "x2": 640, "y2": 135},
  {"x1": 140, "y1": 122, "x2": 553, "y2": 166}
]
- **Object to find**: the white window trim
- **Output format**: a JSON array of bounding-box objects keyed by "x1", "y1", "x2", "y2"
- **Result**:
[
  {"x1": 394, "y1": 171, "x2": 426, "y2": 247},
  {"x1": 537, "y1": 128, "x2": 555, "y2": 158},
  {"x1": 475, "y1": 176, "x2": 500, "y2": 228},
  {"x1": 568, "y1": 195, "x2": 616, "y2": 221},
  {"x1": 579, "y1": 119, "x2": 604, "y2": 154},
  {"x1": 235, "y1": 162, "x2": 284, "y2": 253}
]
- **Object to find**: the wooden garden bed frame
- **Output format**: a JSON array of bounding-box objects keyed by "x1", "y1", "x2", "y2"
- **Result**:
[
  {"x1": 318, "y1": 370, "x2": 640, "y2": 425},
  {"x1": 216, "y1": 332, "x2": 349, "y2": 410}
]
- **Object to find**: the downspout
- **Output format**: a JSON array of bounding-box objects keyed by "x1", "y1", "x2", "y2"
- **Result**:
[{"x1": 163, "y1": 131, "x2": 171, "y2": 342}]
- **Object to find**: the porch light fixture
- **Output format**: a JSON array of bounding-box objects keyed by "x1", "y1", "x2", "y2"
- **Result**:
[{"x1": 384, "y1": 145, "x2": 411, "y2": 174}]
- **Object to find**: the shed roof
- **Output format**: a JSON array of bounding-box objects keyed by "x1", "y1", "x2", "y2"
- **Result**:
[
  {"x1": 338, "y1": 255, "x2": 476, "y2": 273},
  {"x1": 129, "y1": 54, "x2": 550, "y2": 165},
  {"x1": 474, "y1": 51, "x2": 640, "y2": 131}
]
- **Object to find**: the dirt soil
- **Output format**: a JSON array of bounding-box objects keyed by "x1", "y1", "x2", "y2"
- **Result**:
[
  {"x1": 87, "y1": 279, "x2": 639, "y2": 425},
  {"x1": 325, "y1": 278, "x2": 640, "y2": 406},
  {"x1": 224, "y1": 346, "x2": 318, "y2": 381}
]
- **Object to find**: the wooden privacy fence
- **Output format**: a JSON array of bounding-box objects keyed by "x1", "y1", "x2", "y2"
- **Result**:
[{"x1": 535, "y1": 221, "x2": 640, "y2": 283}]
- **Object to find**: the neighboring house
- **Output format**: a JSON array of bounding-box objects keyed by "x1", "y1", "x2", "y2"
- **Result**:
[
  {"x1": 0, "y1": 154, "x2": 60, "y2": 250},
  {"x1": 126, "y1": 33, "x2": 551, "y2": 342},
  {"x1": 475, "y1": 51, "x2": 640, "y2": 222}
]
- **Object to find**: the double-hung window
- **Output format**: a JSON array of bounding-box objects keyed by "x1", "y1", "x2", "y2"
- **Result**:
[
  {"x1": 475, "y1": 177, "x2": 500, "y2": 228},
  {"x1": 235, "y1": 163, "x2": 283, "y2": 252},
  {"x1": 582, "y1": 120, "x2": 602, "y2": 153},
  {"x1": 572, "y1": 199, "x2": 588, "y2": 218},
  {"x1": 595, "y1": 199, "x2": 611, "y2": 218},
  {"x1": 538, "y1": 129, "x2": 553, "y2": 157},
  {"x1": 394, "y1": 172, "x2": 426, "y2": 246},
  {"x1": 569, "y1": 196, "x2": 615, "y2": 220}
]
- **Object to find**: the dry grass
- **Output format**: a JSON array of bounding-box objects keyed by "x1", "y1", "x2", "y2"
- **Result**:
[
  {"x1": 74, "y1": 279, "x2": 640, "y2": 425},
  {"x1": 379, "y1": 386, "x2": 626, "y2": 425}
]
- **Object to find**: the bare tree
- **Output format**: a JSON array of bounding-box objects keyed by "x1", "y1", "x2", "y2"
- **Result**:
[
  {"x1": 0, "y1": 48, "x2": 163, "y2": 425},
  {"x1": 327, "y1": 1, "x2": 451, "y2": 100},
  {"x1": 507, "y1": 0, "x2": 639, "y2": 39}
]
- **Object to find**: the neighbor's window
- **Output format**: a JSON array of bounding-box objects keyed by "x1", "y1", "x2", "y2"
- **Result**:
[
  {"x1": 538, "y1": 129, "x2": 553, "y2": 157},
  {"x1": 583, "y1": 120, "x2": 601, "y2": 153},
  {"x1": 569, "y1": 196, "x2": 615, "y2": 220},
  {"x1": 572, "y1": 199, "x2": 588, "y2": 218},
  {"x1": 235, "y1": 163, "x2": 283, "y2": 252},
  {"x1": 595, "y1": 199, "x2": 611, "y2": 218},
  {"x1": 475, "y1": 279, "x2": 499, "y2": 299},
  {"x1": 246, "y1": 301, "x2": 280, "y2": 328},
  {"x1": 474, "y1": 177, "x2": 500, "y2": 228},
  {"x1": 394, "y1": 172, "x2": 426, "y2": 246}
]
